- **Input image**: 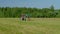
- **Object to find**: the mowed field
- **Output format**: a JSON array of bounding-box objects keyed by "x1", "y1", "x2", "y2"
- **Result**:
[{"x1": 0, "y1": 18, "x2": 60, "y2": 34}]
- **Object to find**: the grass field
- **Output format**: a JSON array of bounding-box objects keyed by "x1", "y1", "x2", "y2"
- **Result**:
[{"x1": 0, "y1": 18, "x2": 60, "y2": 34}]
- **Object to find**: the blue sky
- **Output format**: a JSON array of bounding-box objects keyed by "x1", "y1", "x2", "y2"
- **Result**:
[{"x1": 0, "y1": 0, "x2": 60, "y2": 9}]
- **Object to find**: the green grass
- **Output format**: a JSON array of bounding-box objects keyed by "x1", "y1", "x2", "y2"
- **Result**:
[{"x1": 0, "y1": 18, "x2": 60, "y2": 34}]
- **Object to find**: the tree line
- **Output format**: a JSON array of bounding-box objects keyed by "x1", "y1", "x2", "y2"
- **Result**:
[{"x1": 0, "y1": 5, "x2": 60, "y2": 18}]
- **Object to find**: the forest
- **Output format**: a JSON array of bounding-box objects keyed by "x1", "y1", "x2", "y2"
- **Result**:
[{"x1": 0, "y1": 5, "x2": 60, "y2": 18}]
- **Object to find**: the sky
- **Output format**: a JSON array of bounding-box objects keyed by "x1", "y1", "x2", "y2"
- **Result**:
[{"x1": 0, "y1": 0, "x2": 60, "y2": 9}]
